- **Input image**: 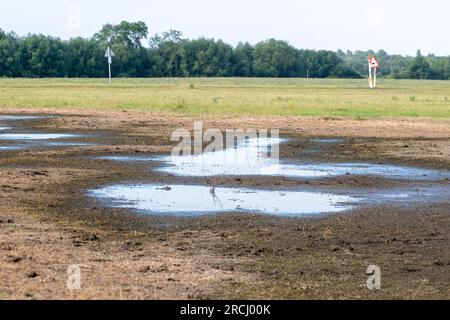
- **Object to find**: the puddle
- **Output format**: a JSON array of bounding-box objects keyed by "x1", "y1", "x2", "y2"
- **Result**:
[
  {"x1": 0, "y1": 146, "x2": 23, "y2": 151},
  {"x1": 37, "y1": 141, "x2": 93, "y2": 147},
  {"x1": 90, "y1": 184, "x2": 356, "y2": 217},
  {"x1": 106, "y1": 138, "x2": 447, "y2": 180},
  {"x1": 153, "y1": 137, "x2": 283, "y2": 177},
  {"x1": 312, "y1": 138, "x2": 345, "y2": 144},
  {"x1": 0, "y1": 133, "x2": 80, "y2": 140},
  {"x1": 0, "y1": 140, "x2": 93, "y2": 152},
  {"x1": 334, "y1": 184, "x2": 450, "y2": 206},
  {"x1": 275, "y1": 162, "x2": 449, "y2": 180},
  {"x1": 0, "y1": 114, "x2": 87, "y2": 150},
  {"x1": 95, "y1": 155, "x2": 155, "y2": 162},
  {"x1": 0, "y1": 115, "x2": 48, "y2": 121}
]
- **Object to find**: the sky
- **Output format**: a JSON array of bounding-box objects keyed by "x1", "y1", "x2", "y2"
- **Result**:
[{"x1": 1, "y1": 0, "x2": 449, "y2": 56}]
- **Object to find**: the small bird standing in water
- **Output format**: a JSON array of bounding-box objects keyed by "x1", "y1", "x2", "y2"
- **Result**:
[
  {"x1": 207, "y1": 178, "x2": 223, "y2": 207},
  {"x1": 210, "y1": 185, "x2": 216, "y2": 196},
  {"x1": 207, "y1": 179, "x2": 217, "y2": 196}
]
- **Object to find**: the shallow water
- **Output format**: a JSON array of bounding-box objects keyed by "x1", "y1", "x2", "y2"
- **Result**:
[
  {"x1": 96, "y1": 155, "x2": 155, "y2": 162},
  {"x1": 0, "y1": 146, "x2": 23, "y2": 151},
  {"x1": 0, "y1": 133, "x2": 80, "y2": 140},
  {"x1": 90, "y1": 138, "x2": 449, "y2": 217},
  {"x1": 0, "y1": 115, "x2": 47, "y2": 121},
  {"x1": 122, "y1": 138, "x2": 448, "y2": 180},
  {"x1": 39, "y1": 141, "x2": 93, "y2": 147},
  {"x1": 275, "y1": 162, "x2": 449, "y2": 180},
  {"x1": 0, "y1": 141, "x2": 91, "y2": 152},
  {"x1": 0, "y1": 115, "x2": 86, "y2": 149},
  {"x1": 90, "y1": 184, "x2": 356, "y2": 217},
  {"x1": 312, "y1": 138, "x2": 345, "y2": 144}
]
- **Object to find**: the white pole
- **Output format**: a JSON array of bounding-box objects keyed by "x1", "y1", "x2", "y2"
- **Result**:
[
  {"x1": 108, "y1": 61, "x2": 112, "y2": 85},
  {"x1": 105, "y1": 47, "x2": 113, "y2": 85},
  {"x1": 368, "y1": 62, "x2": 373, "y2": 89},
  {"x1": 374, "y1": 68, "x2": 377, "y2": 88}
]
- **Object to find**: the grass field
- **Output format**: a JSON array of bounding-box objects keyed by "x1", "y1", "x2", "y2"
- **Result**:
[{"x1": 1, "y1": 78, "x2": 450, "y2": 118}]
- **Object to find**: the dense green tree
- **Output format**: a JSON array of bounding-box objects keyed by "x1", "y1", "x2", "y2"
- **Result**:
[
  {"x1": 18, "y1": 34, "x2": 68, "y2": 77},
  {"x1": 93, "y1": 21, "x2": 150, "y2": 77},
  {"x1": 428, "y1": 55, "x2": 450, "y2": 80},
  {"x1": 233, "y1": 42, "x2": 253, "y2": 77},
  {"x1": 330, "y1": 63, "x2": 361, "y2": 78},
  {"x1": 94, "y1": 21, "x2": 148, "y2": 48},
  {"x1": 406, "y1": 50, "x2": 431, "y2": 79},
  {"x1": 184, "y1": 38, "x2": 234, "y2": 77},
  {"x1": 252, "y1": 39, "x2": 301, "y2": 77},
  {"x1": 0, "y1": 31, "x2": 23, "y2": 76},
  {"x1": 0, "y1": 22, "x2": 449, "y2": 79},
  {"x1": 313, "y1": 50, "x2": 342, "y2": 78},
  {"x1": 149, "y1": 30, "x2": 187, "y2": 77},
  {"x1": 388, "y1": 54, "x2": 413, "y2": 76},
  {"x1": 65, "y1": 37, "x2": 104, "y2": 77}
]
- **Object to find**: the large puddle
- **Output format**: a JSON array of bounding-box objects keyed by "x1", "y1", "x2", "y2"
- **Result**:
[
  {"x1": 90, "y1": 184, "x2": 356, "y2": 217},
  {"x1": 101, "y1": 138, "x2": 449, "y2": 180}
]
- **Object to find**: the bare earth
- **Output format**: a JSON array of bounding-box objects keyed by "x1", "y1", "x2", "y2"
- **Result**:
[{"x1": 0, "y1": 109, "x2": 449, "y2": 299}]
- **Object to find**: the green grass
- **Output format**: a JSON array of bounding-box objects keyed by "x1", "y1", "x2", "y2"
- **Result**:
[{"x1": 1, "y1": 78, "x2": 450, "y2": 118}]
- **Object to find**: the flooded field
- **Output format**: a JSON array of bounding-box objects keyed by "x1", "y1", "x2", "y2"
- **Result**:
[
  {"x1": 2, "y1": 114, "x2": 449, "y2": 217},
  {"x1": 1, "y1": 111, "x2": 449, "y2": 299}
]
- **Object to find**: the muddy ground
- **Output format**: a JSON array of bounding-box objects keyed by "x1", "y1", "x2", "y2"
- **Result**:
[{"x1": 0, "y1": 109, "x2": 449, "y2": 299}]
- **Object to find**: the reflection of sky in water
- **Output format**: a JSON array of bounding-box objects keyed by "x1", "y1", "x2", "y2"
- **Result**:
[
  {"x1": 152, "y1": 138, "x2": 449, "y2": 180},
  {"x1": 96, "y1": 155, "x2": 155, "y2": 162},
  {"x1": 38, "y1": 141, "x2": 93, "y2": 147},
  {"x1": 156, "y1": 137, "x2": 288, "y2": 176},
  {"x1": 0, "y1": 146, "x2": 23, "y2": 151},
  {"x1": 0, "y1": 133, "x2": 80, "y2": 140},
  {"x1": 312, "y1": 138, "x2": 345, "y2": 144},
  {"x1": 0, "y1": 141, "x2": 91, "y2": 151},
  {"x1": 276, "y1": 162, "x2": 449, "y2": 180},
  {"x1": 90, "y1": 184, "x2": 356, "y2": 217},
  {"x1": 0, "y1": 116, "x2": 47, "y2": 121}
]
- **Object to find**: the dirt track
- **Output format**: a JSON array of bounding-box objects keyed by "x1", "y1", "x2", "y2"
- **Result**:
[{"x1": 0, "y1": 109, "x2": 449, "y2": 299}]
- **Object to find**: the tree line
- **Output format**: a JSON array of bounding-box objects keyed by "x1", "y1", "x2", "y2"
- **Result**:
[{"x1": 1, "y1": 21, "x2": 449, "y2": 79}]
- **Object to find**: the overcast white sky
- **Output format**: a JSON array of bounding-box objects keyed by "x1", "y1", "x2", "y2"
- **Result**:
[{"x1": 1, "y1": 0, "x2": 449, "y2": 55}]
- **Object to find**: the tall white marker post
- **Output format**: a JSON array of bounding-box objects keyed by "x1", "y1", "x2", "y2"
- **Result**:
[
  {"x1": 105, "y1": 47, "x2": 115, "y2": 85},
  {"x1": 368, "y1": 55, "x2": 380, "y2": 89},
  {"x1": 374, "y1": 67, "x2": 377, "y2": 88}
]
